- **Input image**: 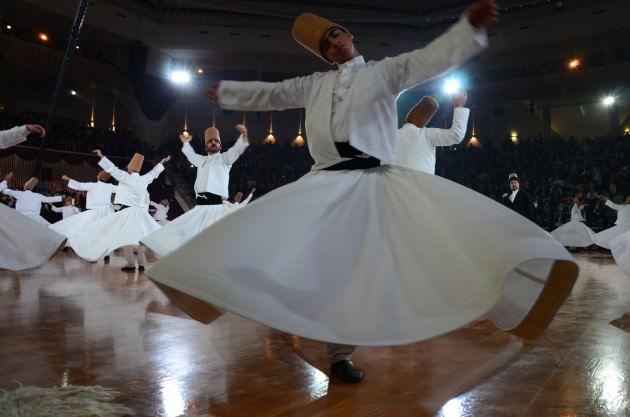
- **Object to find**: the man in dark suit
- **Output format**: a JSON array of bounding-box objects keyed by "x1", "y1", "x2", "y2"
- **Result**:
[{"x1": 502, "y1": 174, "x2": 537, "y2": 223}]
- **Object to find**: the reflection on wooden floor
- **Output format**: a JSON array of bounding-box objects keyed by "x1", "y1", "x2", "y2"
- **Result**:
[{"x1": 1, "y1": 251, "x2": 629, "y2": 417}]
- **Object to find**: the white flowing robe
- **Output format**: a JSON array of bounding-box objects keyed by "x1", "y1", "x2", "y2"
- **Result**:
[
  {"x1": 148, "y1": 16, "x2": 578, "y2": 345},
  {"x1": 551, "y1": 204, "x2": 594, "y2": 248},
  {"x1": 0, "y1": 181, "x2": 65, "y2": 271},
  {"x1": 594, "y1": 201, "x2": 630, "y2": 249},
  {"x1": 1, "y1": 188, "x2": 62, "y2": 225},
  {"x1": 68, "y1": 158, "x2": 164, "y2": 261},
  {"x1": 141, "y1": 137, "x2": 248, "y2": 257},
  {"x1": 49, "y1": 179, "x2": 117, "y2": 243}
]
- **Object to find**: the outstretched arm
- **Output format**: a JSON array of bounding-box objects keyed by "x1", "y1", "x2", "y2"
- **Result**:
[
  {"x1": 180, "y1": 134, "x2": 206, "y2": 167},
  {"x1": 0, "y1": 124, "x2": 45, "y2": 149},
  {"x1": 94, "y1": 150, "x2": 130, "y2": 183},
  {"x1": 209, "y1": 74, "x2": 313, "y2": 111},
  {"x1": 378, "y1": 1, "x2": 496, "y2": 93},
  {"x1": 222, "y1": 124, "x2": 250, "y2": 165},
  {"x1": 142, "y1": 156, "x2": 169, "y2": 185},
  {"x1": 425, "y1": 91, "x2": 470, "y2": 146},
  {"x1": 65, "y1": 176, "x2": 94, "y2": 192},
  {"x1": 41, "y1": 195, "x2": 63, "y2": 204},
  {"x1": 605, "y1": 200, "x2": 621, "y2": 211}
]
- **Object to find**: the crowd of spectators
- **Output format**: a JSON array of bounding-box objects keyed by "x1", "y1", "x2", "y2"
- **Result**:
[
  {"x1": 2, "y1": 112, "x2": 628, "y2": 232},
  {"x1": 437, "y1": 134, "x2": 629, "y2": 230}
]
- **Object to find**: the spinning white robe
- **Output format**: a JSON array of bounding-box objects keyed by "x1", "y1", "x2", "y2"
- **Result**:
[
  {"x1": 68, "y1": 158, "x2": 164, "y2": 261},
  {"x1": 395, "y1": 107, "x2": 469, "y2": 174},
  {"x1": 593, "y1": 201, "x2": 630, "y2": 250},
  {"x1": 148, "y1": 16, "x2": 578, "y2": 345},
  {"x1": 611, "y1": 230, "x2": 630, "y2": 277},
  {"x1": 0, "y1": 180, "x2": 65, "y2": 270},
  {"x1": 1, "y1": 188, "x2": 62, "y2": 225},
  {"x1": 550, "y1": 204, "x2": 594, "y2": 248},
  {"x1": 141, "y1": 137, "x2": 248, "y2": 257},
  {"x1": 49, "y1": 179, "x2": 117, "y2": 245},
  {"x1": 150, "y1": 201, "x2": 170, "y2": 225}
]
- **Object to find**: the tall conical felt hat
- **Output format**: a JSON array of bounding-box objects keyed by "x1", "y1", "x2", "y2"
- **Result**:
[
  {"x1": 24, "y1": 177, "x2": 39, "y2": 190},
  {"x1": 159, "y1": 198, "x2": 170, "y2": 206},
  {"x1": 97, "y1": 170, "x2": 111, "y2": 182},
  {"x1": 127, "y1": 153, "x2": 144, "y2": 172},
  {"x1": 406, "y1": 96, "x2": 439, "y2": 128},
  {"x1": 292, "y1": 13, "x2": 349, "y2": 63},
  {"x1": 204, "y1": 127, "x2": 221, "y2": 146},
  {"x1": 234, "y1": 192, "x2": 244, "y2": 204}
]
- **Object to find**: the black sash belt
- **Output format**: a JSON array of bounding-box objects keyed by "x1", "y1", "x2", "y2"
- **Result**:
[
  {"x1": 323, "y1": 142, "x2": 381, "y2": 171},
  {"x1": 196, "y1": 192, "x2": 223, "y2": 205}
]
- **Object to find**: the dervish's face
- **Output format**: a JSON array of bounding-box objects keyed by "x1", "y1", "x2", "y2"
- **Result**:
[
  {"x1": 509, "y1": 180, "x2": 519, "y2": 191},
  {"x1": 321, "y1": 27, "x2": 356, "y2": 65},
  {"x1": 206, "y1": 138, "x2": 221, "y2": 154}
]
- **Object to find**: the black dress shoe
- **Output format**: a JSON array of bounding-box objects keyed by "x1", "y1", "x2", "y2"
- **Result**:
[
  {"x1": 121, "y1": 266, "x2": 136, "y2": 272},
  {"x1": 138, "y1": 266, "x2": 145, "y2": 272},
  {"x1": 330, "y1": 360, "x2": 364, "y2": 383}
]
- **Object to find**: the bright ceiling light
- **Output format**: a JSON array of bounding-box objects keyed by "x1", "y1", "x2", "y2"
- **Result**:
[
  {"x1": 170, "y1": 70, "x2": 191, "y2": 85},
  {"x1": 602, "y1": 96, "x2": 615, "y2": 106},
  {"x1": 443, "y1": 78, "x2": 461, "y2": 95}
]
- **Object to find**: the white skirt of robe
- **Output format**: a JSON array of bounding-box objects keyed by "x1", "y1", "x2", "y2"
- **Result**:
[
  {"x1": 69, "y1": 207, "x2": 161, "y2": 261},
  {"x1": 141, "y1": 203, "x2": 239, "y2": 257},
  {"x1": 550, "y1": 221, "x2": 594, "y2": 247},
  {"x1": 22, "y1": 212, "x2": 51, "y2": 226},
  {"x1": 593, "y1": 225, "x2": 630, "y2": 250},
  {"x1": 49, "y1": 206, "x2": 115, "y2": 243},
  {"x1": 0, "y1": 204, "x2": 66, "y2": 270},
  {"x1": 611, "y1": 230, "x2": 630, "y2": 277},
  {"x1": 148, "y1": 166, "x2": 578, "y2": 346}
]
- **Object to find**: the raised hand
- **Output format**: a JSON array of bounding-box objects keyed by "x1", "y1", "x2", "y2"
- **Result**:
[
  {"x1": 180, "y1": 132, "x2": 193, "y2": 143},
  {"x1": 235, "y1": 123, "x2": 248, "y2": 140},
  {"x1": 92, "y1": 149, "x2": 103, "y2": 158},
  {"x1": 26, "y1": 124, "x2": 46, "y2": 137},
  {"x1": 160, "y1": 155, "x2": 172, "y2": 165},
  {"x1": 4, "y1": 172, "x2": 13, "y2": 182},
  {"x1": 452, "y1": 90, "x2": 468, "y2": 108},
  {"x1": 61, "y1": 175, "x2": 71, "y2": 181},
  {"x1": 466, "y1": 0, "x2": 498, "y2": 29}
]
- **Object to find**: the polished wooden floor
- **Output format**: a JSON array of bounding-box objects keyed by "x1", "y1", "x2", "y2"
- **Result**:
[{"x1": 1, "y1": 251, "x2": 629, "y2": 417}]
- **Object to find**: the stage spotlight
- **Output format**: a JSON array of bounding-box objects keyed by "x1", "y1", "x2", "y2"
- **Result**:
[
  {"x1": 170, "y1": 70, "x2": 191, "y2": 85},
  {"x1": 69, "y1": 89, "x2": 77, "y2": 96},
  {"x1": 568, "y1": 58, "x2": 580, "y2": 70},
  {"x1": 443, "y1": 78, "x2": 461, "y2": 95},
  {"x1": 197, "y1": 68, "x2": 204, "y2": 74},
  {"x1": 602, "y1": 96, "x2": 615, "y2": 106},
  {"x1": 38, "y1": 33, "x2": 49, "y2": 42}
]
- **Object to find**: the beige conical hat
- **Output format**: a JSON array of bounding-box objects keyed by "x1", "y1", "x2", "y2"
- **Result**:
[
  {"x1": 127, "y1": 153, "x2": 144, "y2": 172},
  {"x1": 292, "y1": 13, "x2": 349, "y2": 63},
  {"x1": 97, "y1": 170, "x2": 111, "y2": 182},
  {"x1": 234, "y1": 192, "x2": 244, "y2": 203},
  {"x1": 159, "y1": 198, "x2": 170, "y2": 206},
  {"x1": 406, "y1": 96, "x2": 439, "y2": 128},
  {"x1": 204, "y1": 127, "x2": 221, "y2": 146},
  {"x1": 24, "y1": 177, "x2": 39, "y2": 190}
]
